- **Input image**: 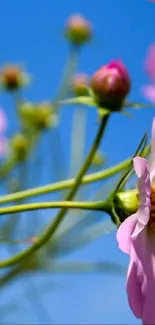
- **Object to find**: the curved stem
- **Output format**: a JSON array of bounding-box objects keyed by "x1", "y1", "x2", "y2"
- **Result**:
[
  {"x1": 0, "y1": 200, "x2": 109, "y2": 216},
  {"x1": 0, "y1": 157, "x2": 131, "y2": 205},
  {"x1": 0, "y1": 115, "x2": 109, "y2": 268}
]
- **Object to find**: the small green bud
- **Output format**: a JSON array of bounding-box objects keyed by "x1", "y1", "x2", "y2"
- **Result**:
[
  {"x1": 113, "y1": 189, "x2": 139, "y2": 223},
  {"x1": 35, "y1": 102, "x2": 55, "y2": 130},
  {"x1": 19, "y1": 101, "x2": 57, "y2": 131},
  {"x1": 19, "y1": 102, "x2": 36, "y2": 128},
  {"x1": 10, "y1": 133, "x2": 29, "y2": 162},
  {"x1": 91, "y1": 150, "x2": 105, "y2": 166}
]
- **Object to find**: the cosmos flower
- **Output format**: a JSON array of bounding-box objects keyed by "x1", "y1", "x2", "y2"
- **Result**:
[
  {"x1": 142, "y1": 44, "x2": 155, "y2": 103},
  {"x1": 117, "y1": 116, "x2": 155, "y2": 324}
]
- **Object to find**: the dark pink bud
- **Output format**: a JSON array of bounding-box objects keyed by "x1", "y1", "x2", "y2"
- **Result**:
[
  {"x1": 72, "y1": 73, "x2": 89, "y2": 96},
  {"x1": 90, "y1": 60, "x2": 131, "y2": 110},
  {"x1": 65, "y1": 14, "x2": 92, "y2": 45}
]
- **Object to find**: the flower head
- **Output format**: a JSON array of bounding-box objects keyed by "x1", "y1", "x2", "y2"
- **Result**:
[
  {"x1": 142, "y1": 44, "x2": 155, "y2": 103},
  {"x1": 64, "y1": 14, "x2": 92, "y2": 45},
  {"x1": 117, "y1": 117, "x2": 155, "y2": 324},
  {"x1": 90, "y1": 60, "x2": 131, "y2": 110}
]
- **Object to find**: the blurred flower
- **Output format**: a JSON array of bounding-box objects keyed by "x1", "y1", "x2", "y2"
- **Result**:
[
  {"x1": 142, "y1": 44, "x2": 155, "y2": 103},
  {"x1": 10, "y1": 133, "x2": 29, "y2": 161},
  {"x1": 35, "y1": 102, "x2": 58, "y2": 130},
  {"x1": 0, "y1": 64, "x2": 30, "y2": 91},
  {"x1": 72, "y1": 73, "x2": 89, "y2": 96},
  {"x1": 0, "y1": 108, "x2": 8, "y2": 157},
  {"x1": 19, "y1": 101, "x2": 58, "y2": 131},
  {"x1": 117, "y1": 117, "x2": 155, "y2": 325},
  {"x1": 90, "y1": 60, "x2": 131, "y2": 111},
  {"x1": 65, "y1": 14, "x2": 92, "y2": 45}
]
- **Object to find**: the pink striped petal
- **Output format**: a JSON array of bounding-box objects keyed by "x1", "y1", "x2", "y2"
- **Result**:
[{"x1": 145, "y1": 44, "x2": 155, "y2": 81}]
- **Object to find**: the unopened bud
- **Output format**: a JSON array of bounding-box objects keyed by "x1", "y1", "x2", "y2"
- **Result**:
[
  {"x1": 35, "y1": 102, "x2": 55, "y2": 130},
  {"x1": 72, "y1": 73, "x2": 89, "y2": 96},
  {"x1": 91, "y1": 150, "x2": 105, "y2": 166},
  {"x1": 19, "y1": 102, "x2": 36, "y2": 127},
  {"x1": 20, "y1": 101, "x2": 58, "y2": 130},
  {"x1": 114, "y1": 190, "x2": 138, "y2": 222},
  {"x1": 0, "y1": 64, "x2": 29, "y2": 91},
  {"x1": 90, "y1": 60, "x2": 131, "y2": 111},
  {"x1": 65, "y1": 14, "x2": 92, "y2": 45},
  {"x1": 10, "y1": 133, "x2": 29, "y2": 161}
]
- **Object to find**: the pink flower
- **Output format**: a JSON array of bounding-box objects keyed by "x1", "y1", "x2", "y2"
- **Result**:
[
  {"x1": 117, "y1": 117, "x2": 155, "y2": 324},
  {"x1": 0, "y1": 108, "x2": 7, "y2": 157},
  {"x1": 142, "y1": 44, "x2": 155, "y2": 103}
]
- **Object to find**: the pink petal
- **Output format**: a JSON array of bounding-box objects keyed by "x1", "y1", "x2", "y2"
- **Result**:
[
  {"x1": 142, "y1": 85, "x2": 155, "y2": 103},
  {"x1": 149, "y1": 117, "x2": 155, "y2": 182},
  {"x1": 131, "y1": 207, "x2": 150, "y2": 238},
  {"x1": 0, "y1": 108, "x2": 7, "y2": 133},
  {"x1": 129, "y1": 229, "x2": 155, "y2": 324},
  {"x1": 126, "y1": 247, "x2": 144, "y2": 319},
  {"x1": 116, "y1": 214, "x2": 137, "y2": 254},
  {"x1": 133, "y1": 157, "x2": 151, "y2": 227},
  {"x1": 145, "y1": 44, "x2": 155, "y2": 81}
]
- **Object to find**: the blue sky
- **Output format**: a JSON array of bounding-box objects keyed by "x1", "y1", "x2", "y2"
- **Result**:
[{"x1": 0, "y1": 0, "x2": 155, "y2": 324}]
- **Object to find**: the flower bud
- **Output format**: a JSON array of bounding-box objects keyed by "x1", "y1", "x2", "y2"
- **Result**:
[
  {"x1": 90, "y1": 60, "x2": 131, "y2": 110},
  {"x1": 91, "y1": 150, "x2": 105, "y2": 166},
  {"x1": 19, "y1": 102, "x2": 36, "y2": 128},
  {"x1": 10, "y1": 133, "x2": 29, "y2": 161},
  {"x1": 65, "y1": 14, "x2": 92, "y2": 45},
  {"x1": 72, "y1": 73, "x2": 89, "y2": 96},
  {"x1": 35, "y1": 102, "x2": 56, "y2": 130},
  {"x1": 113, "y1": 190, "x2": 139, "y2": 223},
  {"x1": 19, "y1": 101, "x2": 58, "y2": 131},
  {"x1": 0, "y1": 64, "x2": 29, "y2": 91}
]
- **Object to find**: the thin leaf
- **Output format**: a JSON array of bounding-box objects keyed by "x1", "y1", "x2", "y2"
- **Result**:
[
  {"x1": 59, "y1": 96, "x2": 96, "y2": 107},
  {"x1": 124, "y1": 101, "x2": 155, "y2": 109}
]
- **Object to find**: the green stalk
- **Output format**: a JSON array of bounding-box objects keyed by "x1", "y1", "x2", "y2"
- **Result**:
[
  {"x1": 0, "y1": 115, "x2": 109, "y2": 268},
  {"x1": 0, "y1": 157, "x2": 131, "y2": 205},
  {"x1": 0, "y1": 199, "x2": 109, "y2": 216}
]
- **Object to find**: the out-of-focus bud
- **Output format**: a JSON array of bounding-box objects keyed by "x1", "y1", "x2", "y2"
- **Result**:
[
  {"x1": 19, "y1": 101, "x2": 58, "y2": 131},
  {"x1": 35, "y1": 102, "x2": 58, "y2": 130},
  {"x1": 113, "y1": 189, "x2": 139, "y2": 223},
  {"x1": 0, "y1": 64, "x2": 29, "y2": 91},
  {"x1": 91, "y1": 150, "x2": 105, "y2": 166},
  {"x1": 72, "y1": 73, "x2": 89, "y2": 96},
  {"x1": 90, "y1": 60, "x2": 131, "y2": 110},
  {"x1": 65, "y1": 14, "x2": 92, "y2": 45},
  {"x1": 10, "y1": 133, "x2": 29, "y2": 161},
  {"x1": 19, "y1": 102, "x2": 36, "y2": 128}
]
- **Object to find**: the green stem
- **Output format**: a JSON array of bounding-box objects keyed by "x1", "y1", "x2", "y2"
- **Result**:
[
  {"x1": 0, "y1": 157, "x2": 131, "y2": 205},
  {"x1": 0, "y1": 200, "x2": 109, "y2": 216},
  {"x1": 0, "y1": 115, "x2": 109, "y2": 268}
]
